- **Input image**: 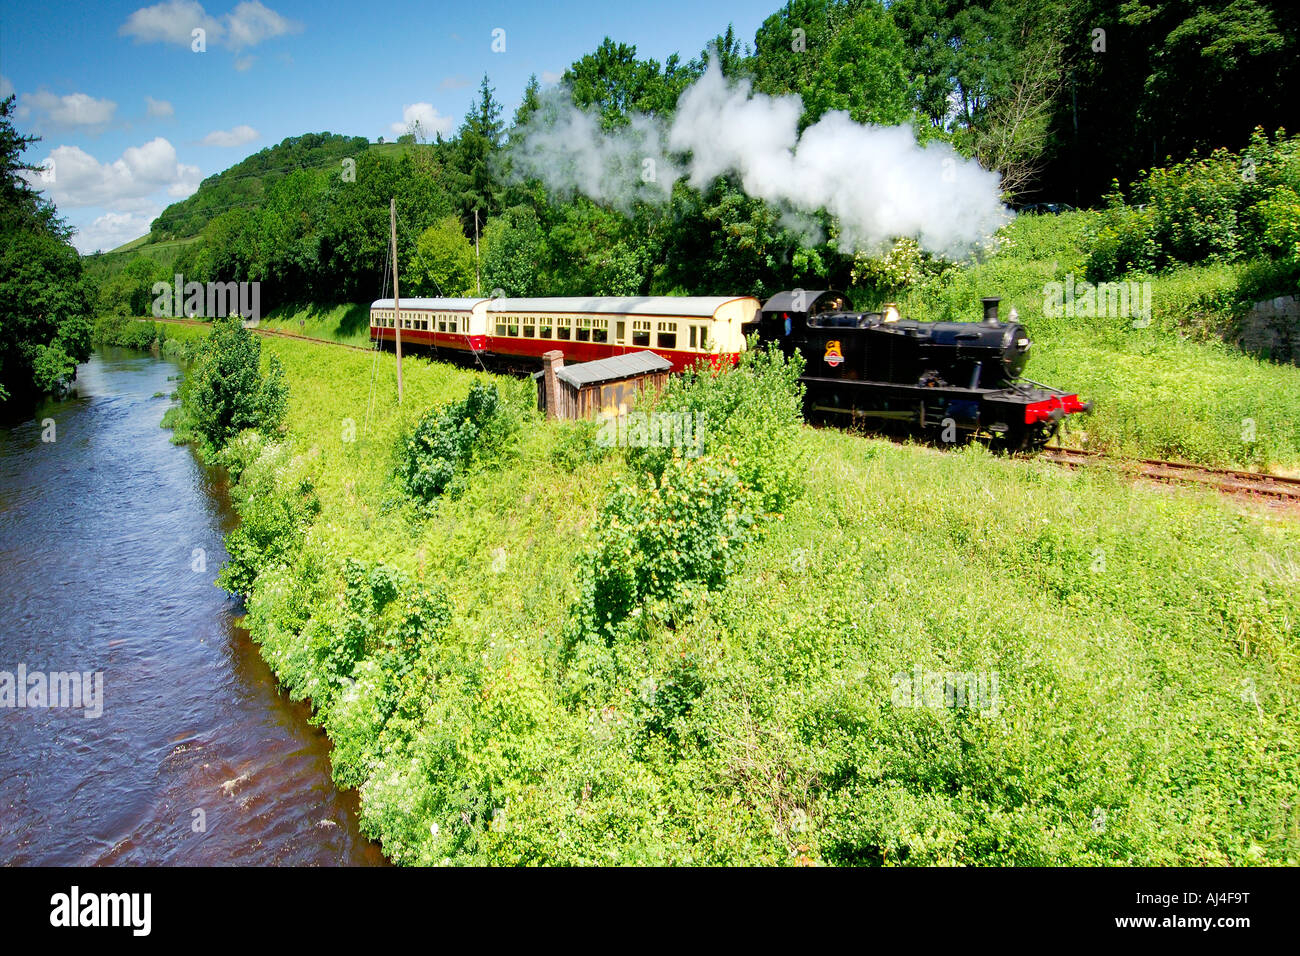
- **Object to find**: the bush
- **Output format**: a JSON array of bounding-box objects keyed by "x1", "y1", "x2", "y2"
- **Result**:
[
  {"x1": 1087, "y1": 130, "x2": 1300, "y2": 282},
  {"x1": 215, "y1": 440, "x2": 319, "y2": 596},
  {"x1": 567, "y1": 455, "x2": 756, "y2": 648},
  {"x1": 92, "y1": 314, "x2": 167, "y2": 350},
  {"x1": 1143, "y1": 149, "x2": 1244, "y2": 264},
  {"x1": 1086, "y1": 198, "x2": 1162, "y2": 281},
  {"x1": 549, "y1": 418, "x2": 610, "y2": 471},
  {"x1": 399, "y1": 382, "x2": 517, "y2": 501},
  {"x1": 179, "y1": 316, "x2": 287, "y2": 456},
  {"x1": 628, "y1": 339, "x2": 807, "y2": 516}
]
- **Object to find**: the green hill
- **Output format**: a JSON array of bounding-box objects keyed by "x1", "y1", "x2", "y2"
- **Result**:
[{"x1": 148, "y1": 132, "x2": 370, "y2": 241}]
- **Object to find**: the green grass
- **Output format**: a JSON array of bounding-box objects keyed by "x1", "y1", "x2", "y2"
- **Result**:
[
  {"x1": 222, "y1": 334, "x2": 1300, "y2": 865},
  {"x1": 255, "y1": 303, "x2": 374, "y2": 348},
  {"x1": 80, "y1": 235, "x2": 201, "y2": 277}
]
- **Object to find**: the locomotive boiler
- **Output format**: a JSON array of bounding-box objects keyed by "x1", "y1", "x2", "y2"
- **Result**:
[{"x1": 755, "y1": 290, "x2": 1091, "y2": 451}]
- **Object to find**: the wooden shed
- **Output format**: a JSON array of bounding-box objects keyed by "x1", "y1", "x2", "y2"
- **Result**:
[{"x1": 534, "y1": 349, "x2": 673, "y2": 420}]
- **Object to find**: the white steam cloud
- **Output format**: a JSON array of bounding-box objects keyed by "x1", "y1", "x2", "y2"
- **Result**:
[{"x1": 509, "y1": 60, "x2": 1010, "y2": 258}]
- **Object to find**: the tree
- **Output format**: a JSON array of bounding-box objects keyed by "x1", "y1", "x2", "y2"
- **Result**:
[
  {"x1": 562, "y1": 38, "x2": 692, "y2": 129},
  {"x1": 802, "y1": 2, "x2": 913, "y2": 125},
  {"x1": 973, "y1": 33, "x2": 1065, "y2": 198},
  {"x1": 481, "y1": 206, "x2": 547, "y2": 296},
  {"x1": 180, "y1": 315, "x2": 287, "y2": 455},
  {"x1": 450, "y1": 76, "x2": 505, "y2": 227},
  {"x1": 0, "y1": 95, "x2": 95, "y2": 406},
  {"x1": 406, "y1": 216, "x2": 476, "y2": 296},
  {"x1": 512, "y1": 74, "x2": 542, "y2": 132}
]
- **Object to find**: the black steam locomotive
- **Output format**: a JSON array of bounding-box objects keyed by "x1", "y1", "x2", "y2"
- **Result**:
[{"x1": 755, "y1": 290, "x2": 1091, "y2": 451}]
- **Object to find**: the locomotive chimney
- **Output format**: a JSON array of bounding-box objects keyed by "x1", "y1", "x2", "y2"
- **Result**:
[{"x1": 981, "y1": 296, "x2": 1001, "y2": 325}]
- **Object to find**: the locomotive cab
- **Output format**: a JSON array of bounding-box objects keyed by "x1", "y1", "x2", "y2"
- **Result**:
[{"x1": 758, "y1": 290, "x2": 851, "y2": 354}]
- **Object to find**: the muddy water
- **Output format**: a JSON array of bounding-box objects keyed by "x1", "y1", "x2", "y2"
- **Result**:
[{"x1": 0, "y1": 348, "x2": 385, "y2": 865}]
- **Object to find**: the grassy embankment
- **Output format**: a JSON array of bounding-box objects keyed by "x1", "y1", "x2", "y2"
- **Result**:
[
  {"x1": 894, "y1": 211, "x2": 1300, "y2": 471},
  {"x1": 206, "y1": 328, "x2": 1298, "y2": 866},
  {"x1": 253, "y1": 303, "x2": 373, "y2": 348}
]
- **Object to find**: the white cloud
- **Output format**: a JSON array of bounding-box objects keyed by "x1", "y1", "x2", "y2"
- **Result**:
[
  {"x1": 146, "y1": 96, "x2": 175, "y2": 118},
  {"x1": 540, "y1": 71, "x2": 563, "y2": 85},
  {"x1": 0, "y1": 75, "x2": 14, "y2": 99},
  {"x1": 119, "y1": 0, "x2": 301, "y2": 50},
  {"x1": 234, "y1": 55, "x2": 255, "y2": 71},
  {"x1": 18, "y1": 90, "x2": 117, "y2": 130},
  {"x1": 120, "y1": 0, "x2": 222, "y2": 46},
  {"x1": 390, "y1": 103, "x2": 453, "y2": 138},
  {"x1": 224, "y1": 1, "x2": 300, "y2": 50},
  {"x1": 74, "y1": 209, "x2": 160, "y2": 254},
  {"x1": 28, "y1": 137, "x2": 200, "y2": 209},
  {"x1": 200, "y1": 124, "x2": 259, "y2": 147},
  {"x1": 439, "y1": 75, "x2": 470, "y2": 91}
]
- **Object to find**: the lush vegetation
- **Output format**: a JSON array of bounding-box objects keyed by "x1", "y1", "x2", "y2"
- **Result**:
[
  {"x1": 1087, "y1": 128, "x2": 1300, "y2": 289},
  {"x1": 165, "y1": 317, "x2": 288, "y2": 456},
  {"x1": 150, "y1": 133, "x2": 369, "y2": 241},
  {"x1": 399, "y1": 382, "x2": 518, "y2": 501},
  {"x1": 0, "y1": 96, "x2": 95, "y2": 408},
  {"x1": 29, "y1": 0, "x2": 1299, "y2": 866},
  {"x1": 170, "y1": 329, "x2": 1299, "y2": 866}
]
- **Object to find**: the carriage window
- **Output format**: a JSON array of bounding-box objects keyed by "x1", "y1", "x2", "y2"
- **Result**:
[
  {"x1": 593, "y1": 319, "x2": 608, "y2": 343},
  {"x1": 616, "y1": 321, "x2": 626, "y2": 343},
  {"x1": 657, "y1": 321, "x2": 678, "y2": 349},
  {"x1": 539, "y1": 316, "x2": 553, "y2": 338},
  {"x1": 523, "y1": 315, "x2": 536, "y2": 337},
  {"x1": 576, "y1": 317, "x2": 591, "y2": 342},
  {"x1": 438, "y1": 314, "x2": 447, "y2": 332},
  {"x1": 556, "y1": 317, "x2": 571, "y2": 340},
  {"x1": 632, "y1": 319, "x2": 651, "y2": 347},
  {"x1": 508, "y1": 319, "x2": 520, "y2": 336},
  {"x1": 698, "y1": 326, "x2": 712, "y2": 350},
  {"x1": 496, "y1": 317, "x2": 507, "y2": 336},
  {"x1": 449, "y1": 316, "x2": 458, "y2": 333}
]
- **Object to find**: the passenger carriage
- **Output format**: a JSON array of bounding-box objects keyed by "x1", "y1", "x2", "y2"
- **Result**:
[{"x1": 370, "y1": 295, "x2": 761, "y2": 372}]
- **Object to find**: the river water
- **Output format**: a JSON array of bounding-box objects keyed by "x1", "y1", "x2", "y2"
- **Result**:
[{"x1": 0, "y1": 348, "x2": 384, "y2": 865}]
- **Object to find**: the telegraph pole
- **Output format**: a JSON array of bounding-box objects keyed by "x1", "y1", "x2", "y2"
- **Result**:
[{"x1": 390, "y1": 197, "x2": 403, "y2": 404}]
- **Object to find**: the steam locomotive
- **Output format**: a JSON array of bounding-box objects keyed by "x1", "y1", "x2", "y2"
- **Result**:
[
  {"x1": 371, "y1": 289, "x2": 1091, "y2": 451},
  {"x1": 755, "y1": 290, "x2": 1091, "y2": 451}
]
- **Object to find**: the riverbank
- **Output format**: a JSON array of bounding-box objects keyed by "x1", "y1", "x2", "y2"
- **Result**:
[{"x1": 204, "y1": 328, "x2": 1300, "y2": 865}]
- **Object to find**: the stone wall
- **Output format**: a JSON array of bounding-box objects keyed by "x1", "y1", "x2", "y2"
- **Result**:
[{"x1": 1238, "y1": 295, "x2": 1300, "y2": 365}]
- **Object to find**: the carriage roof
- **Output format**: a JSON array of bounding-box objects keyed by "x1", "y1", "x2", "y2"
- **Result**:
[
  {"x1": 371, "y1": 297, "x2": 491, "y2": 310},
  {"x1": 487, "y1": 296, "x2": 756, "y2": 318}
]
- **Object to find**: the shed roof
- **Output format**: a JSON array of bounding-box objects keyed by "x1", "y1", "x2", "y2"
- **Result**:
[
  {"x1": 537, "y1": 350, "x2": 673, "y2": 389},
  {"x1": 490, "y1": 296, "x2": 754, "y2": 318}
]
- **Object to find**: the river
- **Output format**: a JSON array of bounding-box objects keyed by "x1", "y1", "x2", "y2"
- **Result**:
[{"x1": 0, "y1": 347, "x2": 384, "y2": 865}]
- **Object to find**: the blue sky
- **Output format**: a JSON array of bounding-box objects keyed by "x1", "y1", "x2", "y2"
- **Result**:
[{"x1": 1, "y1": 0, "x2": 777, "y2": 252}]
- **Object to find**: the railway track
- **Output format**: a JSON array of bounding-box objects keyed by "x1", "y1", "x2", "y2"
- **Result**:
[
  {"x1": 146, "y1": 319, "x2": 1300, "y2": 510},
  {"x1": 1039, "y1": 446, "x2": 1300, "y2": 505},
  {"x1": 153, "y1": 316, "x2": 377, "y2": 353}
]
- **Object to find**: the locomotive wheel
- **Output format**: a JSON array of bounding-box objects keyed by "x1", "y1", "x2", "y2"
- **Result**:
[{"x1": 993, "y1": 421, "x2": 1059, "y2": 454}]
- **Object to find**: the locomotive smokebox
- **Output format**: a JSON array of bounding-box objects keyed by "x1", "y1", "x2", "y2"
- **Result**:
[{"x1": 981, "y1": 296, "x2": 1001, "y2": 325}]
